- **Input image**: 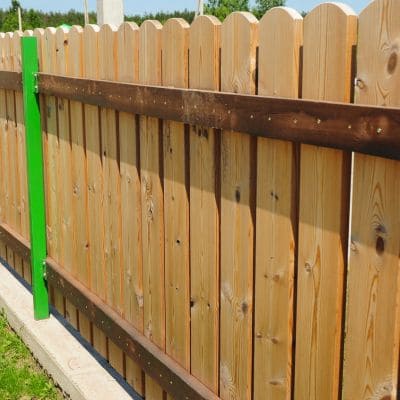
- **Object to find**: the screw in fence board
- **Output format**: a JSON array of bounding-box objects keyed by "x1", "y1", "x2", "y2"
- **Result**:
[{"x1": 21, "y1": 36, "x2": 49, "y2": 320}]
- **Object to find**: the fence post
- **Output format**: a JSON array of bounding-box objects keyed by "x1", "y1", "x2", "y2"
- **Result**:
[{"x1": 21, "y1": 36, "x2": 49, "y2": 320}]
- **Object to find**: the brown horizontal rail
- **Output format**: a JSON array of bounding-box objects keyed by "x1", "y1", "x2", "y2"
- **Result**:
[
  {"x1": 38, "y1": 73, "x2": 400, "y2": 160},
  {"x1": 46, "y1": 258, "x2": 220, "y2": 400},
  {"x1": 0, "y1": 223, "x2": 31, "y2": 263},
  {"x1": 0, "y1": 71, "x2": 22, "y2": 91}
]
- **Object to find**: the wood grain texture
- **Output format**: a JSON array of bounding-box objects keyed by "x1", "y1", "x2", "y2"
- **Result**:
[
  {"x1": 220, "y1": 12, "x2": 258, "y2": 400},
  {"x1": 342, "y1": 1, "x2": 400, "y2": 399},
  {"x1": 12, "y1": 31, "x2": 28, "y2": 243},
  {"x1": 116, "y1": 21, "x2": 144, "y2": 396},
  {"x1": 67, "y1": 25, "x2": 91, "y2": 341},
  {"x1": 294, "y1": 4, "x2": 356, "y2": 400},
  {"x1": 162, "y1": 18, "x2": 190, "y2": 373},
  {"x1": 83, "y1": 24, "x2": 107, "y2": 358},
  {"x1": 189, "y1": 15, "x2": 220, "y2": 394},
  {"x1": 253, "y1": 7, "x2": 302, "y2": 400},
  {"x1": 3, "y1": 32, "x2": 18, "y2": 273},
  {"x1": 4, "y1": 32, "x2": 17, "y2": 238},
  {"x1": 55, "y1": 26, "x2": 77, "y2": 327},
  {"x1": 139, "y1": 19, "x2": 165, "y2": 400},
  {"x1": 9, "y1": 31, "x2": 24, "y2": 278},
  {"x1": 98, "y1": 23, "x2": 123, "y2": 374},
  {"x1": 0, "y1": 33, "x2": 7, "y2": 259}
]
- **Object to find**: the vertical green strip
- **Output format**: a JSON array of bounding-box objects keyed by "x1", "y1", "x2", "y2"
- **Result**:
[{"x1": 21, "y1": 36, "x2": 49, "y2": 320}]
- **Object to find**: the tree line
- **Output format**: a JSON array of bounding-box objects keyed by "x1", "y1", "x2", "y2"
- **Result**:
[{"x1": 0, "y1": 0, "x2": 295, "y2": 32}]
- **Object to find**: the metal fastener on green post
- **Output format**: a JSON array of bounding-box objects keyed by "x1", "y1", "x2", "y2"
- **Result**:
[{"x1": 21, "y1": 36, "x2": 49, "y2": 320}]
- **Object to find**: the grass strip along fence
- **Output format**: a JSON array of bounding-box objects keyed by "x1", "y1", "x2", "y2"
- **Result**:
[{"x1": 1, "y1": 3, "x2": 400, "y2": 399}]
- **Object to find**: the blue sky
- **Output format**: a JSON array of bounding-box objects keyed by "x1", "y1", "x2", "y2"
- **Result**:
[{"x1": 10, "y1": 0, "x2": 370, "y2": 15}]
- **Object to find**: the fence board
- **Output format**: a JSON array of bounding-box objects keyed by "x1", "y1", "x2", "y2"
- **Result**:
[
  {"x1": 117, "y1": 21, "x2": 145, "y2": 395},
  {"x1": 0, "y1": 32, "x2": 7, "y2": 259},
  {"x1": 55, "y1": 26, "x2": 78, "y2": 328},
  {"x1": 98, "y1": 23, "x2": 124, "y2": 375},
  {"x1": 66, "y1": 25, "x2": 91, "y2": 341},
  {"x1": 342, "y1": 1, "x2": 400, "y2": 399},
  {"x1": 162, "y1": 19, "x2": 190, "y2": 379},
  {"x1": 4, "y1": 32, "x2": 18, "y2": 273},
  {"x1": 253, "y1": 7, "x2": 302, "y2": 400},
  {"x1": 11, "y1": 31, "x2": 27, "y2": 280},
  {"x1": 220, "y1": 12, "x2": 258, "y2": 400},
  {"x1": 294, "y1": 4, "x2": 356, "y2": 400},
  {"x1": 139, "y1": 19, "x2": 165, "y2": 400},
  {"x1": 188, "y1": 15, "x2": 220, "y2": 394},
  {"x1": 83, "y1": 24, "x2": 107, "y2": 358},
  {"x1": 4, "y1": 33, "x2": 17, "y2": 239}
]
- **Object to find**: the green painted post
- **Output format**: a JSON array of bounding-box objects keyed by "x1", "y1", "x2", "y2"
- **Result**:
[{"x1": 21, "y1": 36, "x2": 49, "y2": 320}]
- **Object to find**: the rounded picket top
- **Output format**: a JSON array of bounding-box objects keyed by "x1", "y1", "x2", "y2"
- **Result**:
[
  {"x1": 163, "y1": 17, "x2": 190, "y2": 31},
  {"x1": 259, "y1": 7, "x2": 303, "y2": 97},
  {"x1": 221, "y1": 11, "x2": 259, "y2": 94},
  {"x1": 83, "y1": 25, "x2": 100, "y2": 79},
  {"x1": 261, "y1": 6, "x2": 302, "y2": 24},
  {"x1": 117, "y1": 22, "x2": 139, "y2": 83},
  {"x1": 139, "y1": 20, "x2": 162, "y2": 85},
  {"x1": 23, "y1": 30, "x2": 33, "y2": 37},
  {"x1": 67, "y1": 26, "x2": 83, "y2": 78},
  {"x1": 355, "y1": 0, "x2": 400, "y2": 106},
  {"x1": 223, "y1": 10, "x2": 258, "y2": 26},
  {"x1": 99, "y1": 24, "x2": 118, "y2": 81},
  {"x1": 55, "y1": 26, "x2": 70, "y2": 74},
  {"x1": 162, "y1": 18, "x2": 190, "y2": 87},
  {"x1": 4, "y1": 32, "x2": 14, "y2": 71},
  {"x1": 303, "y1": 1, "x2": 357, "y2": 102},
  {"x1": 189, "y1": 15, "x2": 221, "y2": 91},
  {"x1": 192, "y1": 14, "x2": 221, "y2": 27},
  {"x1": 12, "y1": 31, "x2": 23, "y2": 72}
]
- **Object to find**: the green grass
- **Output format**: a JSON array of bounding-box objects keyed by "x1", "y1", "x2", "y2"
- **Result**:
[{"x1": 0, "y1": 311, "x2": 64, "y2": 400}]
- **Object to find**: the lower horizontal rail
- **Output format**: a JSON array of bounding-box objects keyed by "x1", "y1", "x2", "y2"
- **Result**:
[
  {"x1": 0, "y1": 223, "x2": 31, "y2": 263},
  {"x1": 0, "y1": 223, "x2": 220, "y2": 400}
]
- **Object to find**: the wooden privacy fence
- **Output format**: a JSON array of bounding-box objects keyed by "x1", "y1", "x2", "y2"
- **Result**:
[{"x1": 0, "y1": 1, "x2": 400, "y2": 399}]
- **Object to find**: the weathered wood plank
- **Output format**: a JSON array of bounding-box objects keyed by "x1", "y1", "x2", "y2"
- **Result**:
[
  {"x1": 116, "y1": 21, "x2": 144, "y2": 395},
  {"x1": 162, "y1": 19, "x2": 190, "y2": 379},
  {"x1": 98, "y1": 23, "x2": 123, "y2": 375},
  {"x1": 83, "y1": 23, "x2": 107, "y2": 358},
  {"x1": 254, "y1": 7, "x2": 302, "y2": 400},
  {"x1": 220, "y1": 11, "x2": 258, "y2": 400},
  {"x1": 294, "y1": 4, "x2": 356, "y2": 400},
  {"x1": 189, "y1": 15, "x2": 220, "y2": 394},
  {"x1": 342, "y1": 1, "x2": 400, "y2": 399},
  {"x1": 139, "y1": 19, "x2": 165, "y2": 400}
]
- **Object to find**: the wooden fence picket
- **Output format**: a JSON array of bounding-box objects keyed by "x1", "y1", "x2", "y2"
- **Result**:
[
  {"x1": 116, "y1": 21, "x2": 145, "y2": 395},
  {"x1": 83, "y1": 23, "x2": 108, "y2": 358},
  {"x1": 342, "y1": 1, "x2": 400, "y2": 398},
  {"x1": 98, "y1": 23, "x2": 124, "y2": 375},
  {"x1": 220, "y1": 11, "x2": 258, "y2": 400},
  {"x1": 254, "y1": 7, "x2": 302, "y2": 400},
  {"x1": 67, "y1": 25, "x2": 91, "y2": 341},
  {"x1": 294, "y1": 4, "x2": 357, "y2": 400},
  {"x1": 0, "y1": 32, "x2": 7, "y2": 259},
  {"x1": 55, "y1": 27, "x2": 77, "y2": 327},
  {"x1": 139, "y1": 19, "x2": 165, "y2": 400},
  {"x1": 11, "y1": 31, "x2": 27, "y2": 280},
  {"x1": 162, "y1": 19, "x2": 190, "y2": 380},
  {"x1": 189, "y1": 15, "x2": 221, "y2": 394}
]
